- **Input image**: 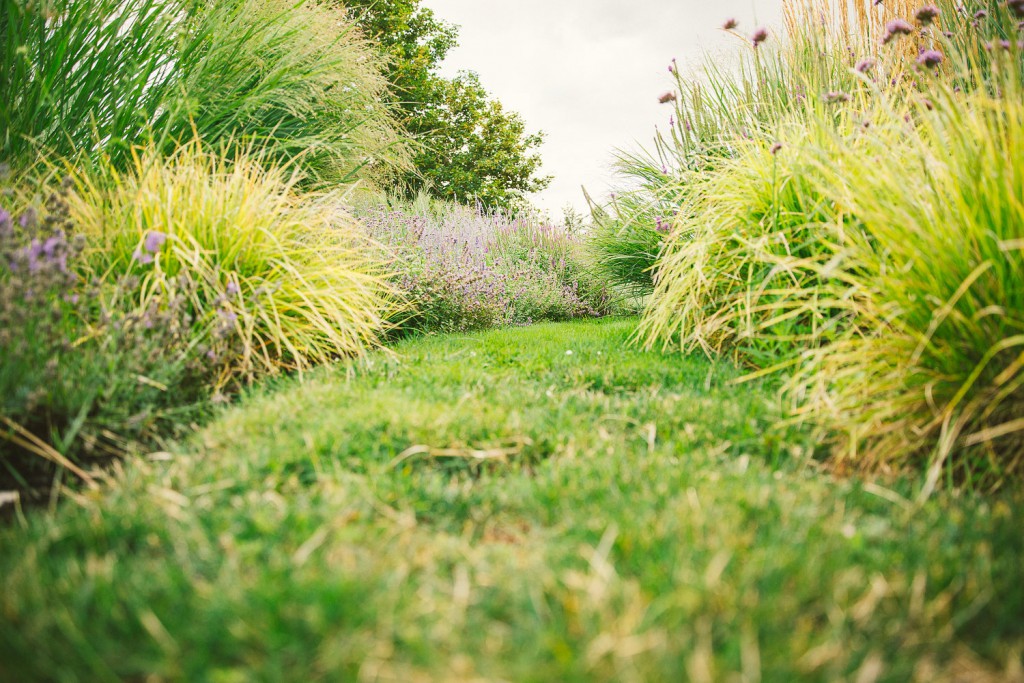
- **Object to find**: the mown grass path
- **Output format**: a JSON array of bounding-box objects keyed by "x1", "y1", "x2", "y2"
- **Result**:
[{"x1": 2, "y1": 319, "x2": 1022, "y2": 682}]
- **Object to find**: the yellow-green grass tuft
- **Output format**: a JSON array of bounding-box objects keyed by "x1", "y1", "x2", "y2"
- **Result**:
[
  {"x1": 69, "y1": 144, "x2": 399, "y2": 383},
  {"x1": 788, "y1": 76, "x2": 1024, "y2": 493}
]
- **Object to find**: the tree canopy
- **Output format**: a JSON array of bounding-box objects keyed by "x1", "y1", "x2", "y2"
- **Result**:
[{"x1": 344, "y1": 0, "x2": 551, "y2": 209}]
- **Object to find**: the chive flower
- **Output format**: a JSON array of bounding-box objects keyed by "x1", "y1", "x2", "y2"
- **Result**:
[
  {"x1": 770, "y1": 142, "x2": 783, "y2": 155},
  {"x1": 658, "y1": 91, "x2": 677, "y2": 104},
  {"x1": 722, "y1": 17, "x2": 739, "y2": 30},
  {"x1": 751, "y1": 27, "x2": 769, "y2": 46}
]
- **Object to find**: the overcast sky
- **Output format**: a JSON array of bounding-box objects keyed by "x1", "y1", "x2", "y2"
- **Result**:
[{"x1": 421, "y1": 0, "x2": 784, "y2": 216}]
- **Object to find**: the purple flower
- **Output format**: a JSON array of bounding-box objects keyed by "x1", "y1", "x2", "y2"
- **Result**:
[
  {"x1": 914, "y1": 5, "x2": 940, "y2": 24},
  {"x1": 882, "y1": 19, "x2": 914, "y2": 44},
  {"x1": 855, "y1": 58, "x2": 876, "y2": 73},
  {"x1": 917, "y1": 49, "x2": 944, "y2": 68},
  {"x1": 143, "y1": 230, "x2": 167, "y2": 254},
  {"x1": 751, "y1": 27, "x2": 769, "y2": 46},
  {"x1": 826, "y1": 91, "x2": 851, "y2": 103},
  {"x1": 722, "y1": 17, "x2": 739, "y2": 30},
  {"x1": 0, "y1": 208, "x2": 11, "y2": 235},
  {"x1": 974, "y1": 9, "x2": 987, "y2": 19},
  {"x1": 226, "y1": 281, "x2": 241, "y2": 297},
  {"x1": 770, "y1": 142, "x2": 783, "y2": 155},
  {"x1": 658, "y1": 91, "x2": 677, "y2": 104},
  {"x1": 18, "y1": 207, "x2": 37, "y2": 229},
  {"x1": 132, "y1": 248, "x2": 154, "y2": 265},
  {"x1": 42, "y1": 235, "x2": 61, "y2": 258}
]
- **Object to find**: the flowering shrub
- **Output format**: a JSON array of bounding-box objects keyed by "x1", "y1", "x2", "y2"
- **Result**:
[
  {"x1": 359, "y1": 202, "x2": 617, "y2": 335},
  {"x1": 0, "y1": 182, "x2": 234, "y2": 495}
]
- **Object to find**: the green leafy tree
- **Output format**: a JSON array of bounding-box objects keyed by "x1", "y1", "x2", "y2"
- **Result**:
[{"x1": 343, "y1": 0, "x2": 551, "y2": 209}]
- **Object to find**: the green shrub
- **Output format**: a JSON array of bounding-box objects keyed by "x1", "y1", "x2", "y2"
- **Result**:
[{"x1": 0, "y1": 183, "x2": 220, "y2": 493}]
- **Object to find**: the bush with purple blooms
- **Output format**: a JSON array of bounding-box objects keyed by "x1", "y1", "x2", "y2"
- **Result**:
[
  {"x1": 358, "y1": 201, "x2": 619, "y2": 335},
  {"x1": 0, "y1": 182, "x2": 235, "y2": 497}
]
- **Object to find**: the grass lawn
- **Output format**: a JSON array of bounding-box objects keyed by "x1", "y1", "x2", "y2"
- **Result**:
[{"x1": 1, "y1": 319, "x2": 1022, "y2": 682}]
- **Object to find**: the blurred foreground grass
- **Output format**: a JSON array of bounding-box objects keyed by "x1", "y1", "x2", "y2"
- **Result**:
[{"x1": 1, "y1": 319, "x2": 1022, "y2": 682}]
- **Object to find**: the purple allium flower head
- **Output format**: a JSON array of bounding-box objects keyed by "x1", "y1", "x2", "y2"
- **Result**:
[
  {"x1": 917, "y1": 49, "x2": 944, "y2": 68},
  {"x1": 751, "y1": 26, "x2": 769, "y2": 46},
  {"x1": 722, "y1": 17, "x2": 739, "y2": 30},
  {"x1": 143, "y1": 230, "x2": 167, "y2": 254},
  {"x1": 132, "y1": 248, "x2": 154, "y2": 265},
  {"x1": 226, "y1": 281, "x2": 241, "y2": 297},
  {"x1": 770, "y1": 142, "x2": 783, "y2": 155},
  {"x1": 856, "y1": 58, "x2": 876, "y2": 73},
  {"x1": 974, "y1": 9, "x2": 987, "y2": 19},
  {"x1": 915, "y1": 5, "x2": 940, "y2": 24},
  {"x1": 882, "y1": 18, "x2": 915, "y2": 44}
]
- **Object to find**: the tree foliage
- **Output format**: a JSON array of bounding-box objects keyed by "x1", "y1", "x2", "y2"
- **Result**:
[{"x1": 344, "y1": 0, "x2": 551, "y2": 209}]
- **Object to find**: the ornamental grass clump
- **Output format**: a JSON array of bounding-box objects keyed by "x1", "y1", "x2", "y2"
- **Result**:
[
  {"x1": 636, "y1": 122, "x2": 854, "y2": 366},
  {"x1": 632, "y1": 0, "x2": 1024, "y2": 488},
  {"x1": 788, "y1": 73, "x2": 1024, "y2": 493},
  {"x1": 1, "y1": 0, "x2": 407, "y2": 184},
  {"x1": 70, "y1": 144, "x2": 396, "y2": 380}
]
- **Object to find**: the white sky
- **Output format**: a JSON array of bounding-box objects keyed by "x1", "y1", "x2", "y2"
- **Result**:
[{"x1": 422, "y1": 0, "x2": 784, "y2": 215}]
